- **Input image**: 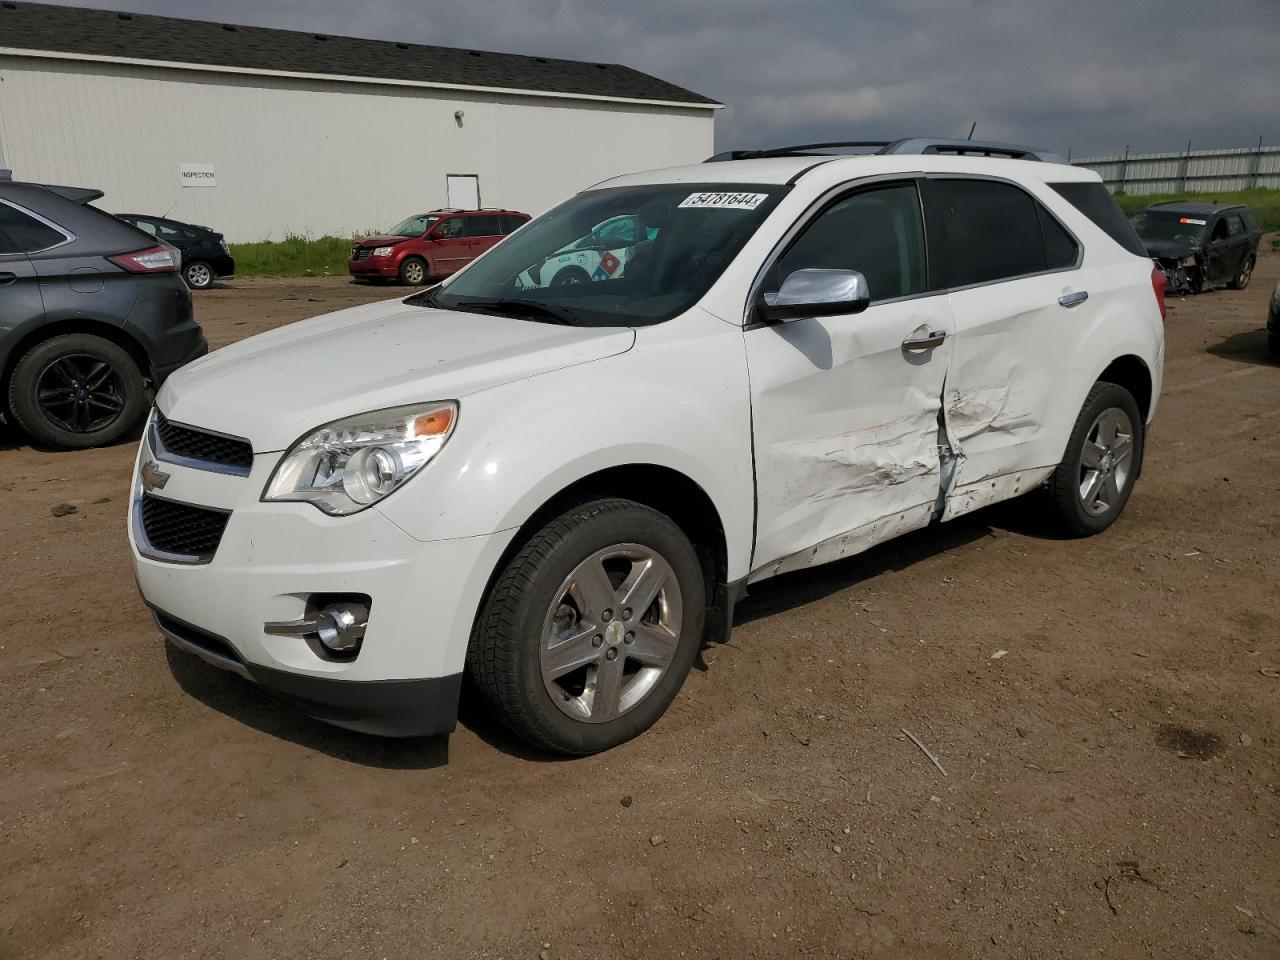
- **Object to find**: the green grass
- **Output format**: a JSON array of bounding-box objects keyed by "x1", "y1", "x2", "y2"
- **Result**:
[
  {"x1": 1112, "y1": 188, "x2": 1280, "y2": 234},
  {"x1": 229, "y1": 234, "x2": 356, "y2": 278}
]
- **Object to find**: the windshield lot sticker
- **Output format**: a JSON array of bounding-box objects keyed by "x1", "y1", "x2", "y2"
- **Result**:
[
  {"x1": 679, "y1": 192, "x2": 769, "y2": 210},
  {"x1": 1178, "y1": 217, "x2": 1207, "y2": 225}
]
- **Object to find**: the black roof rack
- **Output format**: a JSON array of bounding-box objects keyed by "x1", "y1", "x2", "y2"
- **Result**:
[{"x1": 705, "y1": 137, "x2": 1066, "y2": 165}]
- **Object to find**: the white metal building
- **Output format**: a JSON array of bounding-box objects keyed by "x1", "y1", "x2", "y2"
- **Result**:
[{"x1": 0, "y1": 3, "x2": 720, "y2": 241}]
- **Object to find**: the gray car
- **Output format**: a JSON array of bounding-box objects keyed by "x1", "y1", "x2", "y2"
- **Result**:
[{"x1": 0, "y1": 171, "x2": 205, "y2": 449}]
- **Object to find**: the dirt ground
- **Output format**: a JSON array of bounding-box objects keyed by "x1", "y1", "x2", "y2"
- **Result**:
[{"x1": 2, "y1": 255, "x2": 1279, "y2": 960}]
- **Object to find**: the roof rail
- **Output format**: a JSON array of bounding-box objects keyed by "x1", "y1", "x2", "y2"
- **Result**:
[{"x1": 704, "y1": 137, "x2": 1065, "y2": 165}]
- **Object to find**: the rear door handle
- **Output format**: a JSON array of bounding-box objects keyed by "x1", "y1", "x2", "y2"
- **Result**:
[
  {"x1": 0, "y1": 272, "x2": 16, "y2": 285},
  {"x1": 901, "y1": 330, "x2": 947, "y2": 352},
  {"x1": 1058, "y1": 290, "x2": 1089, "y2": 308}
]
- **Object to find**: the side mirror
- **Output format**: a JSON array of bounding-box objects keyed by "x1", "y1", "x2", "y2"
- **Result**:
[{"x1": 759, "y1": 268, "x2": 870, "y2": 323}]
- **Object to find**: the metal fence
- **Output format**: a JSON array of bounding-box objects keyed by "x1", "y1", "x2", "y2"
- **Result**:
[{"x1": 1072, "y1": 141, "x2": 1280, "y2": 195}]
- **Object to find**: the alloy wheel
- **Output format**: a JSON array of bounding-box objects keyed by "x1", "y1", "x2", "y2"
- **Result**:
[
  {"x1": 35, "y1": 354, "x2": 127, "y2": 433},
  {"x1": 403, "y1": 261, "x2": 425, "y2": 284},
  {"x1": 1078, "y1": 407, "x2": 1134, "y2": 516},
  {"x1": 540, "y1": 543, "x2": 683, "y2": 723},
  {"x1": 186, "y1": 263, "x2": 212, "y2": 288}
]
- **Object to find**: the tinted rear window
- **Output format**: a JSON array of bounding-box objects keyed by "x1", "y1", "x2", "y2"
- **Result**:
[
  {"x1": 1050, "y1": 182, "x2": 1147, "y2": 257},
  {"x1": 929, "y1": 179, "x2": 1051, "y2": 287},
  {"x1": 0, "y1": 201, "x2": 66, "y2": 253},
  {"x1": 468, "y1": 215, "x2": 503, "y2": 237}
]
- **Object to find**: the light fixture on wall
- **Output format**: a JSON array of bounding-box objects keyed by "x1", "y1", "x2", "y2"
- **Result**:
[{"x1": 454, "y1": 110, "x2": 465, "y2": 128}]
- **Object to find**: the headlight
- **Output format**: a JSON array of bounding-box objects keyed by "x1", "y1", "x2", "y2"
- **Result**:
[
  {"x1": 263, "y1": 402, "x2": 457, "y2": 515},
  {"x1": 372, "y1": 246, "x2": 394, "y2": 257}
]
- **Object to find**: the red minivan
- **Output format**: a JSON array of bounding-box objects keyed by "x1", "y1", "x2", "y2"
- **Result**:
[{"x1": 348, "y1": 209, "x2": 531, "y2": 285}]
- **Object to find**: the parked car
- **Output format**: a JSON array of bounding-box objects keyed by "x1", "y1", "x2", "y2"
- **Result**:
[
  {"x1": 130, "y1": 139, "x2": 1164, "y2": 755},
  {"x1": 0, "y1": 171, "x2": 203, "y2": 449},
  {"x1": 1131, "y1": 201, "x2": 1260, "y2": 295},
  {"x1": 116, "y1": 214, "x2": 235, "y2": 290},
  {"x1": 348, "y1": 209, "x2": 530, "y2": 285},
  {"x1": 515, "y1": 214, "x2": 658, "y2": 289},
  {"x1": 1269, "y1": 278, "x2": 1280, "y2": 362}
]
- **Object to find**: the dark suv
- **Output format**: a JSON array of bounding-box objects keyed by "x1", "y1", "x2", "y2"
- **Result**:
[
  {"x1": 0, "y1": 172, "x2": 205, "y2": 449},
  {"x1": 1131, "y1": 201, "x2": 1260, "y2": 295},
  {"x1": 117, "y1": 214, "x2": 235, "y2": 290},
  {"x1": 348, "y1": 209, "x2": 530, "y2": 284}
]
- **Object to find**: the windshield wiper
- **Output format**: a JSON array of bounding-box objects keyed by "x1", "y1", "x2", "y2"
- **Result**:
[{"x1": 449, "y1": 298, "x2": 579, "y2": 325}]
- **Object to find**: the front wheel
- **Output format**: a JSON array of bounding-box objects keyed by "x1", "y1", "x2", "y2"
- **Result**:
[
  {"x1": 1229, "y1": 256, "x2": 1255, "y2": 290},
  {"x1": 398, "y1": 257, "x2": 427, "y2": 285},
  {"x1": 7, "y1": 333, "x2": 147, "y2": 449},
  {"x1": 1044, "y1": 382, "x2": 1144, "y2": 536},
  {"x1": 468, "y1": 498, "x2": 706, "y2": 755},
  {"x1": 550, "y1": 265, "x2": 591, "y2": 287}
]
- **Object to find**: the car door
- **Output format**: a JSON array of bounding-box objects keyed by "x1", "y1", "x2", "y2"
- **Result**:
[
  {"x1": 430, "y1": 216, "x2": 470, "y2": 275},
  {"x1": 465, "y1": 214, "x2": 504, "y2": 264},
  {"x1": 921, "y1": 177, "x2": 1085, "y2": 519},
  {"x1": 1204, "y1": 216, "x2": 1236, "y2": 286},
  {"x1": 0, "y1": 202, "x2": 49, "y2": 347},
  {"x1": 745, "y1": 180, "x2": 955, "y2": 577}
]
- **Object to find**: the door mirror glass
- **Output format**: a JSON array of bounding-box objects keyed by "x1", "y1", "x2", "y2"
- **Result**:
[{"x1": 761, "y1": 268, "x2": 870, "y2": 322}]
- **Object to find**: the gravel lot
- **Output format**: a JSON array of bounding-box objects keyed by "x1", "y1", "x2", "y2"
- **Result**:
[{"x1": 3, "y1": 256, "x2": 1279, "y2": 959}]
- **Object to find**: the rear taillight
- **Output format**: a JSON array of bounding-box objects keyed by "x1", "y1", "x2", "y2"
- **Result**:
[
  {"x1": 1150, "y1": 264, "x2": 1167, "y2": 321},
  {"x1": 109, "y1": 244, "x2": 180, "y2": 274}
]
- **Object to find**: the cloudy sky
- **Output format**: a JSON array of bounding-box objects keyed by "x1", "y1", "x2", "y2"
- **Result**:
[{"x1": 41, "y1": 0, "x2": 1279, "y2": 159}]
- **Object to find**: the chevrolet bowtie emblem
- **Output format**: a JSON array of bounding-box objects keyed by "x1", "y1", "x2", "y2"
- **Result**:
[{"x1": 141, "y1": 461, "x2": 170, "y2": 493}]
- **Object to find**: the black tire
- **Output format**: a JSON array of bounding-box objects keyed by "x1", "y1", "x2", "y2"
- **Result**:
[
  {"x1": 398, "y1": 257, "x2": 428, "y2": 286},
  {"x1": 1228, "y1": 255, "x2": 1255, "y2": 290},
  {"x1": 1044, "y1": 381, "x2": 1144, "y2": 537},
  {"x1": 468, "y1": 498, "x2": 706, "y2": 756},
  {"x1": 1268, "y1": 331, "x2": 1280, "y2": 363},
  {"x1": 7, "y1": 333, "x2": 147, "y2": 449},
  {"x1": 183, "y1": 260, "x2": 214, "y2": 289},
  {"x1": 550, "y1": 265, "x2": 591, "y2": 287}
]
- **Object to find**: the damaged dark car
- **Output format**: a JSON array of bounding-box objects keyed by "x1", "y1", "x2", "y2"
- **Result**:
[{"x1": 1131, "y1": 201, "x2": 1260, "y2": 295}]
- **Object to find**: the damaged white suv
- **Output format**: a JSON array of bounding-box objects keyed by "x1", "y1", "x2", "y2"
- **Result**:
[{"x1": 130, "y1": 139, "x2": 1165, "y2": 755}]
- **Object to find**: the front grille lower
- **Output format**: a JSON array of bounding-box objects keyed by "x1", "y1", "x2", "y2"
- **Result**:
[
  {"x1": 154, "y1": 411, "x2": 253, "y2": 471},
  {"x1": 140, "y1": 495, "x2": 230, "y2": 561},
  {"x1": 154, "y1": 610, "x2": 245, "y2": 666}
]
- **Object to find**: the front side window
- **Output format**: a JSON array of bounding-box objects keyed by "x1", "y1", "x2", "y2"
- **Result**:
[
  {"x1": 414, "y1": 183, "x2": 786, "y2": 327},
  {"x1": 434, "y1": 217, "x2": 465, "y2": 240},
  {"x1": 0, "y1": 202, "x2": 66, "y2": 254},
  {"x1": 1226, "y1": 215, "x2": 1246, "y2": 237},
  {"x1": 768, "y1": 182, "x2": 927, "y2": 302},
  {"x1": 929, "y1": 179, "x2": 1071, "y2": 287}
]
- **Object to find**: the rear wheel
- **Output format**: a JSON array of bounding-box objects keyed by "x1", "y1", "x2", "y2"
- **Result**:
[
  {"x1": 468, "y1": 498, "x2": 705, "y2": 755},
  {"x1": 183, "y1": 261, "x2": 213, "y2": 289},
  {"x1": 1044, "y1": 382, "x2": 1144, "y2": 536},
  {"x1": 398, "y1": 257, "x2": 427, "y2": 285},
  {"x1": 1228, "y1": 255, "x2": 1255, "y2": 290},
  {"x1": 7, "y1": 333, "x2": 146, "y2": 449}
]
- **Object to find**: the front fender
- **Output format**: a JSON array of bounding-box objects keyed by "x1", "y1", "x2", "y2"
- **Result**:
[{"x1": 375, "y1": 308, "x2": 756, "y2": 580}]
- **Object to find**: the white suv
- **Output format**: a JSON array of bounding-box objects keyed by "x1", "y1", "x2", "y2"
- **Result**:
[{"x1": 129, "y1": 139, "x2": 1166, "y2": 755}]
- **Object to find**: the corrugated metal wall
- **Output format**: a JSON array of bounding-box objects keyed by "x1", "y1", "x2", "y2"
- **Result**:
[
  {"x1": 0, "y1": 56, "x2": 716, "y2": 241},
  {"x1": 1073, "y1": 144, "x2": 1280, "y2": 195}
]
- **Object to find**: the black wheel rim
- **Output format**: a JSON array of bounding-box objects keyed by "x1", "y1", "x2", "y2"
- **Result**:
[{"x1": 35, "y1": 353, "x2": 127, "y2": 433}]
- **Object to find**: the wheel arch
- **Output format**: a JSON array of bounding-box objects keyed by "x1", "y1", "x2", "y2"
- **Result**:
[
  {"x1": 1, "y1": 318, "x2": 153, "y2": 411},
  {"x1": 1097, "y1": 353, "x2": 1153, "y2": 422}
]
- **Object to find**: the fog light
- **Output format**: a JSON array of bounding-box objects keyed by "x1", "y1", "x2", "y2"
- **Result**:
[{"x1": 264, "y1": 599, "x2": 369, "y2": 657}]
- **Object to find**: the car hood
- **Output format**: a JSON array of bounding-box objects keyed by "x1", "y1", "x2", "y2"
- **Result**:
[
  {"x1": 355, "y1": 234, "x2": 413, "y2": 247},
  {"x1": 157, "y1": 298, "x2": 636, "y2": 452},
  {"x1": 1143, "y1": 239, "x2": 1198, "y2": 261}
]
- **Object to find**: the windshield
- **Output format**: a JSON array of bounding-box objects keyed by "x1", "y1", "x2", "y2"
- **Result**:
[
  {"x1": 1130, "y1": 210, "x2": 1207, "y2": 245},
  {"x1": 411, "y1": 183, "x2": 787, "y2": 326},
  {"x1": 389, "y1": 214, "x2": 439, "y2": 238}
]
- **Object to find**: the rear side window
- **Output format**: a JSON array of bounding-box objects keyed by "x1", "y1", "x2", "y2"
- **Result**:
[
  {"x1": 0, "y1": 201, "x2": 66, "y2": 254},
  {"x1": 468, "y1": 215, "x2": 503, "y2": 237},
  {"x1": 1049, "y1": 182, "x2": 1147, "y2": 257},
  {"x1": 929, "y1": 179, "x2": 1060, "y2": 287},
  {"x1": 772, "y1": 182, "x2": 927, "y2": 302},
  {"x1": 499, "y1": 214, "x2": 527, "y2": 235},
  {"x1": 1038, "y1": 206, "x2": 1079, "y2": 270}
]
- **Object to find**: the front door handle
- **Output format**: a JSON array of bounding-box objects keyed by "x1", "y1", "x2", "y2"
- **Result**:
[
  {"x1": 1058, "y1": 290, "x2": 1089, "y2": 308},
  {"x1": 901, "y1": 329, "x2": 947, "y2": 352}
]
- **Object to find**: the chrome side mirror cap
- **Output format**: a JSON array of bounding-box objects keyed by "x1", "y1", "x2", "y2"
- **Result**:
[{"x1": 760, "y1": 268, "x2": 870, "y2": 322}]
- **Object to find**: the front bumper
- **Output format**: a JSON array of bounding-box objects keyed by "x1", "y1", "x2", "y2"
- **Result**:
[
  {"x1": 128, "y1": 416, "x2": 513, "y2": 737},
  {"x1": 347, "y1": 257, "x2": 400, "y2": 278}
]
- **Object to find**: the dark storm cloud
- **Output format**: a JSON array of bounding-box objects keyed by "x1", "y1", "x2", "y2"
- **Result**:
[{"x1": 37, "y1": 0, "x2": 1280, "y2": 157}]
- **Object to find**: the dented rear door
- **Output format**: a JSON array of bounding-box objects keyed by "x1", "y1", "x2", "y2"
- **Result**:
[{"x1": 745, "y1": 180, "x2": 954, "y2": 579}]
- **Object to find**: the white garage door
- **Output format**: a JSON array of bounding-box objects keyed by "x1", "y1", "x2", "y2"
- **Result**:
[{"x1": 446, "y1": 174, "x2": 480, "y2": 210}]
